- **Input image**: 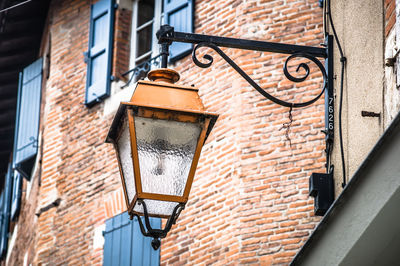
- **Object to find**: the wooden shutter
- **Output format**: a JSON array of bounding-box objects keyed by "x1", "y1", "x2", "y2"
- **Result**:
[
  {"x1": 0, "y1": 164, "x2": 13, "y2": 259},
  {"x1": 85, "y1": 0, "x2": 115, "y2": 106},
  {"x1": 103, "y1": 212, "x2": 160, "y2": 266},
  {"x1": 10, "y1": 171, "x2": 22, "y2": 221},
  {"x1": 13, "y1": 58, "x2": 43, "y2": 180},
  {"x1": 164, "y1": 0, "x2": 194, "y2": 62}
]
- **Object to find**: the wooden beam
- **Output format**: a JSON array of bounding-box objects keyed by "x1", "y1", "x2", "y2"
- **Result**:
[
  {"x1": 0, "y1": 70, "x2": 19, "y2": 83},
  {"x1": 0, "y1": 98, "x2": 17, "y2": 112},
  {"x1": 0, "y1": 109, "x2": 16, "y2": 127},
  {"x1": 0, "y1": 50, "x2": 36, "y2": 67}
]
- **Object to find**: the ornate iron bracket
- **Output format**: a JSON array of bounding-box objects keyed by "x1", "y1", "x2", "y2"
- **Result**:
[
  {"x1": 156, "y1": 25, "x2": 334, "y2": 173},
  {"x1": 133, "y1": 200, "x2": 185, "y2": 250}
]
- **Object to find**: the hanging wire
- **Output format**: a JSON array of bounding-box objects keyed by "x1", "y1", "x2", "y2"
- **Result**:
[
  {"x1": 0, "y1": 0, "x2": 32, "y2": 14},
  {"x1": 280, "y1": 105, "x2": 294, "y2": 147},
  {"x1": 327, "y1": 0, "x2": 347, "y2": 187}
]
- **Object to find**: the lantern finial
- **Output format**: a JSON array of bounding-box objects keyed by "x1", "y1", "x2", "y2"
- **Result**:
[{"x1": 147, "y1": 68, "x2": 180, "y2": 84}]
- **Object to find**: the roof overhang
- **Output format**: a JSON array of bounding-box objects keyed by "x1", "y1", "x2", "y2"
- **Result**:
[{"x1": 291, "y1": 110, "x2": 400, "y2": 265}]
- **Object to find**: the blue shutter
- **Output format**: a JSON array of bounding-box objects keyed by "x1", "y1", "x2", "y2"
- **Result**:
[
  {"x1": 13, "y1": 58, "x2": 43, "y2": 180},
  {"x1": 103, "y1": 218, "x2": 114, "y2": 266},
  {"x1": 0, "y1": 164, "x2": 13, "y2": 259},
  {"x1": 10, "y1": 171, "x2": 22, "y2": 221},
  {"x1": 164, "y1": 0, "x2": 194, "y2": 62},
  {"x1": 85, "y1": 0, "x2": 115, "y2": 106},
  {"x1": 103, "y1": 212, "x2": 160, "y2": 266}
]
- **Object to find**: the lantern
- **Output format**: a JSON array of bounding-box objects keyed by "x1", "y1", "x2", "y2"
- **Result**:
[{"x1": 105, "y1": 69, "x2": 218, "y2": 249}]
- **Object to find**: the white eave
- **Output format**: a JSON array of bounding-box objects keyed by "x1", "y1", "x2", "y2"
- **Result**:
[{"x1": 291, "y1": 110, "x2": 400, "y2": 266}]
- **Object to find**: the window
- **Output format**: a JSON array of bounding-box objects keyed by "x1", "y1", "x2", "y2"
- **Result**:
[
  {"x1": 13, "y1": 58, "x2": 43, "y2": 180},
  {"x1": 85, "y1": 0, "x2": 115, "y2": 106},
  {"x1": 103, "y1": 212, "x2": 160, "y2": 266},
  {"x1": 129, "y1": 0, "x2": 193, "y2": 78},
  {"x1": 129, "y1": 0, "x2": 163, "y2": 80}
]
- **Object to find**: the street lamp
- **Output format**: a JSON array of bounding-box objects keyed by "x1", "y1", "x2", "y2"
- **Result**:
[
  {"x1": 108, "y1": 24, "x2": 336, "y2": 250},
  {"x1": 106, "y1": 68, "x2": 218, "y2": 250}
]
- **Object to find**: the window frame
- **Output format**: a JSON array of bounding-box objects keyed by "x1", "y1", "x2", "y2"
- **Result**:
[{"x1": 129, "y1": 0, "x2": 163, "y2": 70}]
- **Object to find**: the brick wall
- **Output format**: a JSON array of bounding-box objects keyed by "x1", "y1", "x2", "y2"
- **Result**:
[
  {"x1": 113, "y1": 7, "x2": 132, "y2": 82},
  {"x1": 7, "y1": 0, "x2": 325, "y2": 265},
  {"x1": 162, "y1": 0, "x2": 325, "y2": 265},
  {"x1": 385, "y1": 0, "x2": 395, "y2": 37},
  {"x1": 384, "y1": 0, "x2": 400, "y2": 130}
]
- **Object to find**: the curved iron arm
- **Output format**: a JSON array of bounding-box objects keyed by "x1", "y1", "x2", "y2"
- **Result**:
[
  {"x1": 192, "y1": 42, "x2": 327, "y2": 108},
  {"x1": 134, "y1": 200, "x2": 185, "y2": 250}
]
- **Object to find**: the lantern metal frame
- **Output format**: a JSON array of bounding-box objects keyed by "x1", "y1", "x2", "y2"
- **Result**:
[
  {"x1": 127, "y1": 106, "x2": 212, "y2": 217},
  {"x1": 134, "y1": 199, "x2": 185, "y2": 250}
]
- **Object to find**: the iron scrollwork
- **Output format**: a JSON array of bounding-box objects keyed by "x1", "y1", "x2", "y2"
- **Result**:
[
  {"x1": 190, "y1": 42, "x2": 332, "y2": 168},
  {"x1": 121, "y1": 54, "x2": 163, "y2": 88},
  {"x1": 192, "y1": 42, "x2": 327, "y2": 108}
]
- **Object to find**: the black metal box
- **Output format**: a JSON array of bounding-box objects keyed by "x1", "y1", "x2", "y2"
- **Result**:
[{"x1": 309, "y1": 172, "x2": 334, "y2": 216}]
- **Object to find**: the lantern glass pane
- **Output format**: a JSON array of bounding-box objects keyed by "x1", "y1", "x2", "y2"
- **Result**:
[
  {"x1": 134, "y1": 116, "x2": 201, "y2": 197},
  {"x1": 134, "y1": 199, "x2": 179, "y2": 217},
  {"x1": 117, "y1": 116, "x2": 136, "y2": 203}
]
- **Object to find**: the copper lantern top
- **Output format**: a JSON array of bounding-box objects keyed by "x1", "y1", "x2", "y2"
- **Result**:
[{"x1": 106, "y1": 69, "x2": 218, "y2": 144}]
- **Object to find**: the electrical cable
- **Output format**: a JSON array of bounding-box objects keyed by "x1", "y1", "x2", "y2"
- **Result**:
[
  {"x1": 0, "y1": 0, "x2": 32, "y2": 14},
  {"x1": 327, "y1": 0, "x2": 347, "y2": 187},
  {"x1": 323, "y1": 0, "x2": 328, "y2": 38}
]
